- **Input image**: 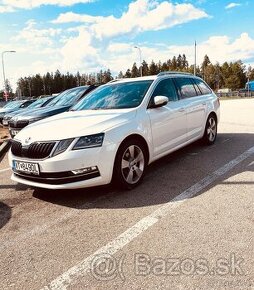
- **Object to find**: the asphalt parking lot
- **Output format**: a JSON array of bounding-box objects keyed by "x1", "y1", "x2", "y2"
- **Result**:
[{"x1": 0, "y1": 99, "x2": 253, "y2": 290}]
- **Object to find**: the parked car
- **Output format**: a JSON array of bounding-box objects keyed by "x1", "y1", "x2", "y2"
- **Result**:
[
  {"x1": 9, "y1": 72, "x2": 220, "y2": 190},
  {"x1": 3, "y1": 96, "x2": 54, "y2": 127},
  {"x1": 8, "y1": 85, "x2": 97, "y2": 137},
  {"x1": 0, "y1": 100, "x2": 35, "y2": 125}
]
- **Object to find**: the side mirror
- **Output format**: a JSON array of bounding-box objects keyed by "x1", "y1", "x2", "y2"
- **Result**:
[{"x1": 152, "y1": 96, "x2": 169, "y2": 108}]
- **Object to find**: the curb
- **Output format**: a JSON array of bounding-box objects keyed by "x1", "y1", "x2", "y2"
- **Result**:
[{"x1": 0, "y1": 139, "x2": 11, "y2": 160}]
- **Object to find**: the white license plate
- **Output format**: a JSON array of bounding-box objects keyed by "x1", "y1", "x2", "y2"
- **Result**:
[
  {"x1": 11, "y1": 130, "x2": 19, "y2": 136},
  {"x1": 13, "y1": 160, "x2": 40, "y2": 175},
  {"x1": 2, "y1": 120, "x2": 8, "y2": 125}
]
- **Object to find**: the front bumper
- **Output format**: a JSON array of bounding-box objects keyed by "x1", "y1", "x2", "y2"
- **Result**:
[{"x1": 9, "y1": 142, "x2": 118, "y2": 189}]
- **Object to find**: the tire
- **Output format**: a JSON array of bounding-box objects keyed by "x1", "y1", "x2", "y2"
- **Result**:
[
  {"x1": 202, "y1": 114, "x2": 217, "y2": 145},
  {"x1": 113, "y1": 138, "x2": 148, "y2": 190}
]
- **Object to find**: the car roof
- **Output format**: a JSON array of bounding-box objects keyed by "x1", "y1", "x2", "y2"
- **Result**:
[{"x1": 109, "y1": 72, "x2": 200, "y2": 85}]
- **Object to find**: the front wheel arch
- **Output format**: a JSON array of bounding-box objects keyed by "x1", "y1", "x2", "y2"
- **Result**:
[{"x1": 116, "y1": 134, "x2": 150, "y2": 164}]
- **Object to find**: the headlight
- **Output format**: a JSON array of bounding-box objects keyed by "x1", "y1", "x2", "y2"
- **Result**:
[
  {"x1": 72, "y1": 133, "x2": 104, "y2": 150},
  {"x1": 52, "y1": 138, "x2": 74, "y2": 157}
]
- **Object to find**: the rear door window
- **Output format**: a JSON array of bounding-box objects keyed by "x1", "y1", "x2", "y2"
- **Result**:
[
  {"x1": 193, "y1": 79, "x2": 212, "y2": 95},
  {"x1": 174, "y1": 78, "x2": 198, "y2": 99}
]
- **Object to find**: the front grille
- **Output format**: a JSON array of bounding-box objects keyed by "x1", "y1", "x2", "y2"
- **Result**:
[
  {"x1": 9, "y1": 120, "x2": 29, "y2": 129},
  {"x1": 11, "y1": 140, "x2": 56, "y2": 159}
]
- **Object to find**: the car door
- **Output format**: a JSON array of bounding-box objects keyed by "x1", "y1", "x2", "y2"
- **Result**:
[
  {"x1": 174, "y1": 77, "x2": 207, "y2": 141},
  {"x1": 147, "y1": 77, "x2": 187, "y2": 157}
]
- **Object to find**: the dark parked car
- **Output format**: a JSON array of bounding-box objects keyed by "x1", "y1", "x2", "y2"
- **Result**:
[
  {"x1": 2, "y1": 96, "x2": 54, "y2": 127},
  {"x1": 0, "y1": 100, "x2": 35, "y2": 125},
  {"x1": 9, "y1": 85, "x2": 97, "y2": 138}
]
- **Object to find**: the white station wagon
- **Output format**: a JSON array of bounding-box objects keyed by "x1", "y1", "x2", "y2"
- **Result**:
[{"x1": 9, "y1": 72, "x2": 220, "y2": 190}]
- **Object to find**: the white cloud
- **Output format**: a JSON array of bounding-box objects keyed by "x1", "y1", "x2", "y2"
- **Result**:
[
  {"x1": 12, "y1": 19, "x2": 62, "y2": 47},
  {"x1": 0, "y1": 5, "x2": 15, "y2": 12},
  {"x1": 60, "y1": 27, "x2": 99, "y2": 72},
  {"x1": 0, "y1": 0, "x2": 94, "y2": 12},
  {"x1": 53, "y1": 0, "x2": 209, "y2": 39},
  {"x1": 107, "y1": 43, "x2": 133, "y2": 53},
  {"x1": 225, "y1": 2, "x2": 241, "y2": 9},
  {"x1": 164, "y1": 33, "x2": 254, "y2": 63},
  {"x1": 52, "y1": 12, "x2": 102, "y2": 24}
]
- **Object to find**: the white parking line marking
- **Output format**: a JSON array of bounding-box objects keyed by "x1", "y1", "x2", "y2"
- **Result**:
[
  {"x1": 41, "y1": 145, "x2": 254, "y2": 290},
  {"x1": 0, "y1": 167, "x2": 10, "y2": 173}
]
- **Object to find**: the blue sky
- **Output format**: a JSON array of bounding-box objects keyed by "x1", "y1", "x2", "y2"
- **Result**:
[{"x1": 0, "y1": 0, "x2": 253, "y2": 89}]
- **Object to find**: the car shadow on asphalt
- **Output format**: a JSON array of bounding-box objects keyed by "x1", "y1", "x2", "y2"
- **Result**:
[
  {"x1": 0, "y1": 202, "x2": 12, "y2": 229},
  {"x1": 33, "y1": 133, "x2": 254, "y2": 210},
  {"x1": 0, "y1": 183, "x2": 31, "y2": 191}
]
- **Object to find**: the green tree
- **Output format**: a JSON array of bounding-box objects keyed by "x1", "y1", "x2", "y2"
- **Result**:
[
  {"x1": 202, "y1": 55, "x2": 211, "y2": 80},
  {"x1": 141, "y1": 60, "x2": 149, "y2": 76},
  {"x1": 125, "y1": 69, "x2": 131, "y2": 78},
  {"x1": 118, "y1": 71, "x2": 124, "y2": 79},
  {"x1": 171, "y1": 56, "x2": 177, "y2": 70},
  {"x1": 131, "y1": 63, "x2": 139, "y2": 78},
  {"x1": 161, "y1": 62, "x2": 168, "y2": 72},
  {"x1": 149, "y1": 60, "x2": 158, "y2": 75}
]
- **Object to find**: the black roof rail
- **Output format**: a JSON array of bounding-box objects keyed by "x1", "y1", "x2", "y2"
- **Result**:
[
  {"x1": 157, "y1": 71, "x2": 193, "y2": 77},
  {"x1": 108, "y1": 79, "x2": 121, "y2": 83}
]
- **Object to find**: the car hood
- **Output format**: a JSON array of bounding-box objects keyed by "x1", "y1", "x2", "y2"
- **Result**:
[
  {"x1": 16, "y1": 105, "x2": 71, "y2": 120},
  {"x1": 4, "y1": 108, "x2": 27, "y2": 118},
  {"x1": 15, "y1": 109, "x2": 137, "y2": 141},
  {"x1": 12, "y1": 106, "x2": 50, "y2": 118},
  {"x1": 0, "y1": 107, "x2": 17, "y2": 115}
]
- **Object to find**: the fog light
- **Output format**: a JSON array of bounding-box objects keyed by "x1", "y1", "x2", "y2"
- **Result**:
[{"x1": 71, "y1": 166, "x2": 98, "y2": 175}]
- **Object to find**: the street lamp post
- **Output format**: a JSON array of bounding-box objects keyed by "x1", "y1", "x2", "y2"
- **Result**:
[
  {"x1": 134, "y1": 46, "x2": 142, "y2": 77},
  {"x1": 247, "y1": 64, "x2": 251, "y2": 98},
  {"x1": 194, "y1": 41, "x2": 197, "y2": 76},
  {"x1": 1, "y1": 50, "x2": 16, "y2": 101}
]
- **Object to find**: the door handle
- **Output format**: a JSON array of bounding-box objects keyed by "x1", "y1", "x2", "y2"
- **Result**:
[
  {"x1": 202, "y1": 102, "x2": 206, "y2": 106},
  {"x1": 178, "y1": 108, "x2": 185, "y2": 112}
]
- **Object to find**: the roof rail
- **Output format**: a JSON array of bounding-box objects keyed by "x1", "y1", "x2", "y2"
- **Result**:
[
  {"x1": 157, "y1": 71, "x2": 193, "y2": 77},
  {"x1": 108, "y1": 79, "x2": 121, "y2": 83}
]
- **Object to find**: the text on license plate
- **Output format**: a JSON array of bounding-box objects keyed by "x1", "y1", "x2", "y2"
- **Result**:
[{"x1": 13, "y1": 160, "x2": 40, "y2": 175}]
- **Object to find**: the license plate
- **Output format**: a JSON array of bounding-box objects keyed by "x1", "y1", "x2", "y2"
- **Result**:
[
  {"x1": 2, "y1": 120, "x2": 8, "y2": 125},
  {"x1": 13, "y1": 160, "x2": 40, "y2": 175},
  {"x1": 11, "y1": 130, "x2": 19, "y2": 136}
]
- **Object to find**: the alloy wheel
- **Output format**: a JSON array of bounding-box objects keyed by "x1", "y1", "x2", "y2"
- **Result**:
[
  {"x1": 121, "y1": 145, "x2": 145, "y2": 185},
  {"x1": 207, "y1": 117, "x2": 217, "y2": 142}
]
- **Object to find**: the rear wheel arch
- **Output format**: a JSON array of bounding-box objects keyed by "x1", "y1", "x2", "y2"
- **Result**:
[
  {"x1": 202, "y1": 112, "x2": 218, "y2": 145},
  {"x1": 207, "y1": 111, "x2": 217, "y2": 122}
]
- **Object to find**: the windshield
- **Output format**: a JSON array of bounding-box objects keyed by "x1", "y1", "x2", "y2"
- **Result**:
[
  {"x1": 3, "y1": 101, "x2": 22, "y2": 109},
  {"x1": 72, "y1": 81, "x2": 153, "y2": 111},
  {"x1": 26, "y1": 98, "x2": 45, "y2": 109},
  {"x1": 48, "y1": 87, "x2": 88, "y2": 107}
]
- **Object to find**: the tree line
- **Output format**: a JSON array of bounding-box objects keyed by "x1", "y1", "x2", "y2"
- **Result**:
[
  {"x1": 120, "y1": 54, "x2": 254, "y2": 91},
  {"x1": 3, "y1": 54, "x2": 254, "y2": 99},
  {"x1": 15, "y1": 69, "x2": 113, "y2": 98}
]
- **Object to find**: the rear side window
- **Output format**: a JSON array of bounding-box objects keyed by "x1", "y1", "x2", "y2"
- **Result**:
[
  {"x1": 151, "y1": 78, "x2": 178, "y2": 102},
  {"x1": 193, "y1": 79, "x2": 212, "y2": 95},
  {"x1": 174, "y1": 78, "x2": 198, "y2": 99}
]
